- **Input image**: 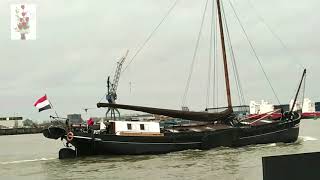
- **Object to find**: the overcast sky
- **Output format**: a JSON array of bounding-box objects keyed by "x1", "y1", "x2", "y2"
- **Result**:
[{"x1": 0, "y1": 0, "x2": 319, "y2": 122}]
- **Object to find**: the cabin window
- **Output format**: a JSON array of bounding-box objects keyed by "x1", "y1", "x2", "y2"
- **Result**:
[
  {"x1": 140, "y1": 124, "x2": 145, "y2": 130},
  {"x1": 127, "y1": 123, "x2": 132, "y2": 130}
]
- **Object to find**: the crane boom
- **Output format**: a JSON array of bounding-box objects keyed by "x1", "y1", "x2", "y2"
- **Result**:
[
  {"x1": 111, "y1": 50, "x2": 129, "y2": 94},
  {"x1": 105, "y1": 50, "x2": 129, "y2": 120},
  {"x1": 106, "y1": 50, "x2": 129, "y2": 104}
]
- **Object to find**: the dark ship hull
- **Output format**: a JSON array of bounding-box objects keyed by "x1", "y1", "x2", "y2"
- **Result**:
[
  {"x1": 43, "y1": 118, "x2": 300, "y2": 156},
  {"x1": 236, "y1": 119, "x2": 300, "y2": 146},
  {"x1": 70, "y1": 127, "x2": 237, "y2": 155}
]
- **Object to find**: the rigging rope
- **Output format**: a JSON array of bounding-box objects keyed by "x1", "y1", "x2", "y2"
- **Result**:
[
  {"x1": 206, "y1": 0, "x2": 215, "y2": 109},
  {"x1": 246, "y1": 0, "x2": 304, "y2": 69},
  {"x1": 213, "y1": 5, "x2": 218, "y2": 109},
  {"x1": 221, "y1": 0, "x2": 246, "y2": 106},
  {"x1": 182, "y1": 0, "x2": 210, "y2": 107},
  {"x1": 98, "y1": 92, "x2": 108, "y2": 103},
  {"x1": 228, "y1": 0, "x2": 281, "y2": 105},
  {"x1": 122, "y1": 0, "x2": 179, "y2": 73}
]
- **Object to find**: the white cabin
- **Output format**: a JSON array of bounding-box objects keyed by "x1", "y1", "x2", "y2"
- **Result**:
[{"x1": 104, "y1": 120, "x2": 162, "y2": 136}]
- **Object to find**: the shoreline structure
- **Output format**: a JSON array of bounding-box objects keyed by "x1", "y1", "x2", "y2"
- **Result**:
[{"x1": 0, "y1": 127, "x2": 43, "y2": 136}]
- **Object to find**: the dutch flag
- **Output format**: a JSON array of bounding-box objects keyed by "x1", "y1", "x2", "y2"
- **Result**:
[{"x1": 34, "y1": 95, "x2": 52, "y2": 112}]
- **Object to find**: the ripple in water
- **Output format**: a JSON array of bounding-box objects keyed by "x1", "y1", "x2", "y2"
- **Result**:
[
  {"x1": 299, "y1": 136, "x2": 318, "y2": 141},
  {"x1": 0, "y1": 157, "x2": 56, "y2": 165}
]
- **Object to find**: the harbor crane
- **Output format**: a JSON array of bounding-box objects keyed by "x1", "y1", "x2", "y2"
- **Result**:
[{"x1": 106, "y1": 50, "x2": 129, "y2": 119}]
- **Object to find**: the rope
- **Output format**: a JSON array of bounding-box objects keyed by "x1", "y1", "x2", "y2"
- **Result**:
[
  {"x1": 221, "y1": 0, "x2": 246, "y2": 107},
  {"x1": 206, "y1": 0, "x2": 215, "y2": 109},
  {"x1": 182, "y1": 0, "x2": 210, "y2": 107},
  {"x1": 98, "y1": 92, "x2": 108, "y2": 103},
  {"x1": 228, "y1": 0, "x2": 281, "y2": 105},
  {"x1": 213, "y1": 4, "x2": 218, "y2": 109},
  {"x1": 100, "y1": 0, "x2": 179, "y2": 103},
  {"x1": 122, "y1": 0, "x2": 179, "y2": 73},
  {"x1": 210, "y1": 0, "x2": 218, "y2": 107},
  {"x1": 246, "y1": 0, "x2": 304, "y2": 70}
]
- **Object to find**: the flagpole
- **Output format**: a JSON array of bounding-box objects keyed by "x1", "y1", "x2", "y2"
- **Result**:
[{"x1": 46, "y1": 94, "x2": 59, "y2": 118}]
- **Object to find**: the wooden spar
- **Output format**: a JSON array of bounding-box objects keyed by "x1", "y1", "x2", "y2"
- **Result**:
[
  {"x1": 216, "y1": 0, "x2": 233, "y2": 110},
  {"x1": 290, "y1": 69, "x2": 307, "y2": 113},
  {"x1": 97, "y1": 103, "x2": 233, "y2": 122}
]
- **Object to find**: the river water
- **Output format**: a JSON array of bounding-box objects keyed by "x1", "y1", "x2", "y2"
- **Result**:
[{"x1": 0, "y1": 120, "x2": 319, "y2": 180}]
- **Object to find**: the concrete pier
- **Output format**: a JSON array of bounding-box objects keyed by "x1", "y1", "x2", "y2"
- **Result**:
[{"x1": 0, "y1": 127, "x2": 44, "y2": 136}]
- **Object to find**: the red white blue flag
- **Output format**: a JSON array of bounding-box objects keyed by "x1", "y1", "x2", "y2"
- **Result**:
[{"x1": 34, "y1": 95, "x2": 52, "y2": 112}]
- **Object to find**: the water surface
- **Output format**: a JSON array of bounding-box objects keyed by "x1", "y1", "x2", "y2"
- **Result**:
[{"x1": 0, "y1": 120, "x2": 319, "y2": 180}]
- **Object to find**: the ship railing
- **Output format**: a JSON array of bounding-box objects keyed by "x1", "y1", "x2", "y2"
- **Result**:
[{"x1": 239, "y1": 109, "x2": 281, "y2": 125}]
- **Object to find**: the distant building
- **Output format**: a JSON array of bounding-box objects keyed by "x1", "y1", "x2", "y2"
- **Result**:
[
  {"x1": 129, "y1": 114, "x2": 155, "y2": 121},
  {"x1": 0, "y1": 116, "x2": 23, "y2": 128},
  {"x1": 154, "y1": 114, "x2": 170, "y2": 121},
  {"x1": 250, "y1": 100, "x2": 274, "y2": 114},
  {"x1": 290, "y1": 98, "x2": 317, "y2": 113},
  {"x1": 274, "y1": 104, "x2": 290, "y2": 112},
  {"x1": 315, "y1": 102, "x2": 320, "y2": 112},
  {"x1": 91, "y1": 117, "x2": 106, "y2": 124},
  {"x1": 250, "y1": 99, "x2": 320, "y2": 114},
  {"x1": 89, "y1": 114, "x2": 156, "y2": 124},
  {"x1": 67, "y1": 114, "x2": 83, "y2": 124}
]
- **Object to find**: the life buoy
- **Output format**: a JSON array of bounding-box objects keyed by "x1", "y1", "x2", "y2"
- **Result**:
[{"x1": 67, "y1": 131, "x2": 74, "y2": 142}]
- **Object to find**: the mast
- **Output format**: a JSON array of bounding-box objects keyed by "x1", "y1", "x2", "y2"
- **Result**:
[
  {"x1": 216, "y1": 0, "x2": 233, "y2": 110},
  {"x1": 290, "y1": 69, "x2": 307, "y2": 114}
]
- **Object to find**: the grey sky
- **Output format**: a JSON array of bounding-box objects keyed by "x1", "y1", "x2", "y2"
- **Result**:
[{"x1": 0, "y1": 0, "x2": 319, "y2": 122}]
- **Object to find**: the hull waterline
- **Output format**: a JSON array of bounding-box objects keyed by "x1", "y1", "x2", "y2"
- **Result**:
[
  {"x1": 69, "y1": 128, "x2": 238, "y2": 155},
  {"x1": 65, "y1": 121, "x2": 300, "y2": 156}
]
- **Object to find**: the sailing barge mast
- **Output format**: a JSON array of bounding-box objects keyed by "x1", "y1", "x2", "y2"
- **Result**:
[
  {"x1": 97, "y1": 0, "x2": 235, "y2": 122},
  {"x1": 216, "y1": 0, "x2": 233, "y2": 110}
]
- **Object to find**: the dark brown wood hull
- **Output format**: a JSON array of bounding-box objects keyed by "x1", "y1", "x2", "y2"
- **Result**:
[{"x1": 64, "y1": 119, "x2": 300, "y2": 156}]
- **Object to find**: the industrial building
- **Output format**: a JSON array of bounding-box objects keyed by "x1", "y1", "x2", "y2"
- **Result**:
[{"x1": 0, "y1": 116, "x2": 23, "y2": 128}]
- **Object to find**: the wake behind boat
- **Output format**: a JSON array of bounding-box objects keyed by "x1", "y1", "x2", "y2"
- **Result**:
[{"x1": 42, "y1": 0, "x2": 305, "y2": 157}]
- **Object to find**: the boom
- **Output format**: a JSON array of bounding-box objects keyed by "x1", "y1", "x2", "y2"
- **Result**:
[
  {"x1": 111, "y1": 50, "x2": 129, "y2": 95},
  {"x1": 107, "y1": 50, "x2": 129, "y2": 104}
]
